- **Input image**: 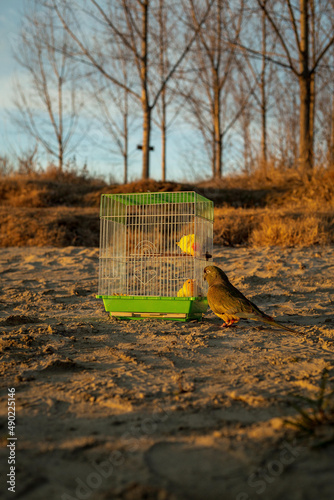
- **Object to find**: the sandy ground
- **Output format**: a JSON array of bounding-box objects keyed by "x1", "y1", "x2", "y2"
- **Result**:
[{"x1": 0, "y1": 245, "x2": 334, "y2": 500}]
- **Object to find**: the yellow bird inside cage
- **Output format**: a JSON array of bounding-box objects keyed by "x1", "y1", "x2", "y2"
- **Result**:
[
  {"x1": 176, "y1": 234, "x2": 198, "y2": 256},
  {"x1": 177, "y1": 279, "x2": 196, "y2": 297}
]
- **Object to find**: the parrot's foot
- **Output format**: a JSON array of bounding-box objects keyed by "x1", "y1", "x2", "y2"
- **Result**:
[{"x1": 222, "y1": 319, "x2": 238, "y2": 328}]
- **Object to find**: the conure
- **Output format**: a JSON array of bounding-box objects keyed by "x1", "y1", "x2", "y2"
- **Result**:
[{"x1": 204, "y1": 265, "x2": 299, "y2": 333}]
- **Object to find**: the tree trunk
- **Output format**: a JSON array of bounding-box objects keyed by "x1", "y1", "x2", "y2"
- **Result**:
[
  {"x1": 142, "y1": 104, "x2": 151, "y2": 179},
  {"x1": 243, "y1": 110, "x2": 251, "y2": 174},
  {"x1": 260, "y1": 89, "x2": 267, "y2": 170},
  {"x1": 58, "y1": 144, "x2": 63, "y2": 173},
  {"x1": 213, "y1": 79, "x2": 222, "y2": 179},
  {"x1": 123, "y1": 83, "x2": 128, "y2": 184},
  {"x1": 298, "y1": 0, "x2": 312, "y2": 175},
  {"x1": 260, "y1": 0, "x2": 267, "y2": 172},
  {"x1": 159, "y1": 0, "x2": 166, "y2": 182},
  {"x1": 309, "y1": 0, "x2": 315, "y2": 163},
  {"x1": 330, "y1": 94, "x2": 334, "y2": 166},
  {"x1": 123, "y1": 115, "x2": 128, "y2": 185},
  {"x1": 123, "y1": 153, "x2": 128, "y2": 184},
  {"x1": 309, "y1": 71, "x2": 315, "y2": 162},
  {"x1": 58, "y1": 75, "x2": 63, "y2": 173},
  {"x1": 141, "y1": 0, "x2": 150, "y2": 180},
  {"x1": 298, "y1": 74, "x2": 312, "y2": 173},
  {"x1": 161, "y1": 90, "x2": 166, "y2": 181}
]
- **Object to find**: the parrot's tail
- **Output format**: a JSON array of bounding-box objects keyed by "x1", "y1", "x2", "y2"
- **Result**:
[{"x1": 262, "y1": 315, "x2": 302, "y2": 335}]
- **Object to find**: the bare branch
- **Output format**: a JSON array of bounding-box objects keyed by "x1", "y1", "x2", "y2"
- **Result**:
[
  {"x1": 311, "y1": 32, "x2": 334, "y2": 73},
  {"x1": 52, "y1": 0, "x2": 141, "y2": 101},
  {"x1": 256, "y1": 0, "x2": 299, "y2": 75},
  {"x1": 151, "y1": 0, "x2": 215, "y2": 110},
  {"x1": 286, "y1": 0, "x2": 301, "y2": 53}
]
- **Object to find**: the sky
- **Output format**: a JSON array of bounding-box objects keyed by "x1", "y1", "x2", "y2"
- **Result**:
[
  {"x1": 0, "y1": 1, "x2": 199, "y2": 183},
  {"x1": 0, "y1": 2, "x2": 25, "y2": 151}
]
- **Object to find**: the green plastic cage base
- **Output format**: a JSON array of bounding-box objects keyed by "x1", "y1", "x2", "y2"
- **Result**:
[{"x1": 96, "y1": 295, "x2": 208, "y2": 322}]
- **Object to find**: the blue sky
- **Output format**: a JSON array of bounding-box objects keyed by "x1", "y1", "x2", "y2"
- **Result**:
[
  {"x1": 0, "y1": 1, "x2": 200, "y2": 182},
  {"x1": 0, "y1": 2, "x2": 25, "y2": 151}
]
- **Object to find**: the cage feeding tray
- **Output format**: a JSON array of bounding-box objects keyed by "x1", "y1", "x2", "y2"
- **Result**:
[{"x1": 96, "y1": 191, "x2": 213, "y2": 321}]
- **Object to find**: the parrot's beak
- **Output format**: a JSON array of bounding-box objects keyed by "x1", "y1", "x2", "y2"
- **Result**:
[{"x1": 203, "y1": 270, "x2": 207, "y2": 281}]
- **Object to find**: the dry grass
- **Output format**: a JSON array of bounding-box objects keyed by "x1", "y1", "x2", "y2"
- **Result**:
[
  {"x1": 213, "y1": 208, "x2": 334, "y2": 247},
  {"x1": 0, "y1": 165, "x2": 334, "y2": 247},
  {"x1": 198, "y1": 166, "x2": 334, "y2": 209},
  {"x1": 284, "y1": 368, "x2": 334, "y2": 447},
  {"x1": 250, "y1": 212, "x2": 333, "y2": 247},
  {"x1": 209, "y1": 166, "x2": 334, "y2": 247},
  {"x1": 213, "y1": 208, "x2": 259, "y2": 246},
  {"x1": 0, "y1": 176, "x2": 105, "y2": 208},
  {"x1": 0, "y1": 207, "x2": 99, "y2": 247}
]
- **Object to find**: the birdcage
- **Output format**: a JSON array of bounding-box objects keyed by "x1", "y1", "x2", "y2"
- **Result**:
[{"x1": 96, "y1": 191, "x2": 213, "y2": 321}]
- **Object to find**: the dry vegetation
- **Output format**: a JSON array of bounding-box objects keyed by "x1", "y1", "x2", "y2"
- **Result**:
[
  {"x1": 0, "y1": 165, "x2": 333, "y2": 247},
  {"x1": 204, "y1": 167, "x2": 334, "y2": 247}
]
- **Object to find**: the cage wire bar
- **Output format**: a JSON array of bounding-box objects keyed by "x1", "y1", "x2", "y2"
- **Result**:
[{"x1": 97, "y1": 191, "x2": 213, "y2": 320}]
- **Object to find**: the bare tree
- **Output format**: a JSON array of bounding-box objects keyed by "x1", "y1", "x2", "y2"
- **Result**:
[
  {"x1": 151, "y1": 0, "x2": 184, "y2": 181},
  {"x1": 237, "y1": 86, "x2": 255, "y2": 174},
  {"x1": 89, "y1": 79, "x2": 137, "y2": 184},
  {"x1": 182, "y1": 0, "x2": 248, "y2": 179},
  {"x1": 233, "y1": 0, "x2": 284, "y2": 174},
  {"x1": 88, "y1": 36, "x2": 139, "y2": 184},
  {"x1": 148, "y1": 0, "x2": 190, "y2": 181},
  {"x1": 255, "y1": 0, "x2": 334, "y2": 174},
  {"x1": 331, "y1": 95, "x2": 334, "y2": 166},
  {"x1": 330, "y1": 68, "x2": 334, "y2": 166},
  {"x1": 0, "y1": 156, "x2": 15, "y2": 177},
  {"x1": 16, "y1": 145, "x2": 39, "y2": 175},
  {"x1": 11, "y1": 3, "x2": 84, "y2": 173},
  {"x1": 52, "y1": 0, "x2": 214, "y2": 180},
  {"x1": 273, "y1": 77, "x2": 300, "y2": 168},
  {"x1": 313, "y1": 46, "x2": 334, "y2": 167},
  {"x1": 259, "y1": 1, "x2": 268, "y2": 168},
  {"x1": 156, "y1": 0, "x2": 169, "y2": 181},
  {"x1": 238, "y1": 1, "x2": 272, "y2": 170}
]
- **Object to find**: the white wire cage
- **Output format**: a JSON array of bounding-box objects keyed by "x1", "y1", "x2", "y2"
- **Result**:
[{"x1": 97, "y1": 191, "x2": 213, "y2": 320}]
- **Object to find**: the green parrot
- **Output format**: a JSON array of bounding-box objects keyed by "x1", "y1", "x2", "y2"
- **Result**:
[{"x1": 204, "y1": 265, "x2": 299, "y2": 333}]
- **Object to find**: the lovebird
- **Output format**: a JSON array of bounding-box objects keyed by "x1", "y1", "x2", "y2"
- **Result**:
[
  {"x1": 204, "y1": 265, "x2": 299, "y2": 333},
  {"x1": 177, "y1": 279, "x2": 196, "y2": 297},
  {"x1": 176, "y1": 234, "x2": 197, "y2": 256}
]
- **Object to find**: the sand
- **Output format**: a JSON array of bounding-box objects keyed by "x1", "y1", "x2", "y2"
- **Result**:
[{"x1": 0, "y1": 245, "x2": 334, "y2": 500}]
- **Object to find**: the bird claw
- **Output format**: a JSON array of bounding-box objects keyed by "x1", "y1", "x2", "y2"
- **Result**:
[{"x1": 222, "y1": 320, "x2": 238, "y2": 328}]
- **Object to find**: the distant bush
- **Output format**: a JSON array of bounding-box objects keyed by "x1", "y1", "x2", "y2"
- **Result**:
[
  {"x1": 250, "y1": 212, "x2": 334, "y2": 247},
  {"x1": 0, "y1": 156, "x2": 15, "y2": 177}
]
